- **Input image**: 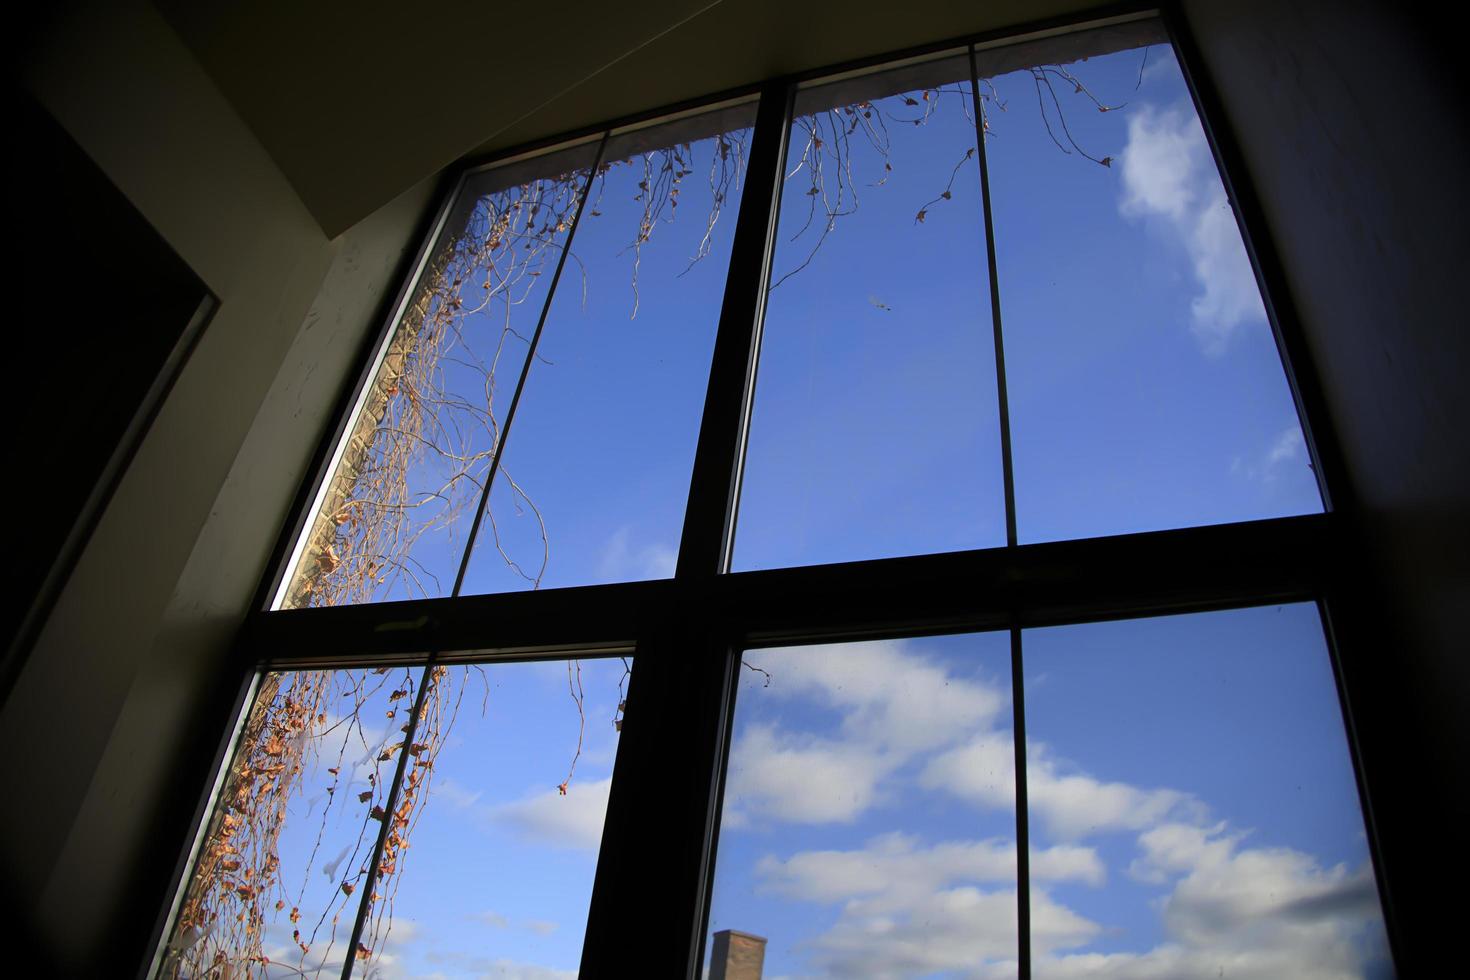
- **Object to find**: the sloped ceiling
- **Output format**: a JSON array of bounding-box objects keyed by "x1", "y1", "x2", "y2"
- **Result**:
[{"x1": 157, "y1": 0, "x2": 1106, "y2": 236}]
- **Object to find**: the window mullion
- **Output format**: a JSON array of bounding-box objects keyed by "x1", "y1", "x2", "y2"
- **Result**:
[
  {"x1": 340, "y1": 662, "x2": 436, "y2": 978},
  {"x1": 1010, "y1": 626, "x2": 1033, "y2": 979},
  {"x1": 675, "y1": 82, "x2": 794, "y2": 578},
  {"x1": 968, "y1": 43, "x2": 1019, "y2": 549},
  {"x1": 579, "y1": 624, "x2": 738, "y2": 976}
]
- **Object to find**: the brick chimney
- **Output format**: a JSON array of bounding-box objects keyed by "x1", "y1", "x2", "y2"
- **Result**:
[{"x1": 708, "y1": 929, "x2": 767, "y2": 980}]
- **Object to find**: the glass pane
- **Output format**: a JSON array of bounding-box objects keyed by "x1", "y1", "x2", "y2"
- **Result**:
[
  {"x1": 161, "y1": 666, "x2": 428, "y2": 978},
  {"x1": 277, "y1": 144, "x2": 599, "y2": 608},
  {"x1": 353, "y1": 657, "x2": 631, "y2": 977},
  {"x1": 979, "y1": 26, "x2": 1324, "y2": 542},
  {"x1": 1019, "y1": 606, "x2": 1390, "y2": 977},
  {"x1": 707, "y1": 633, "x2": 1028, "y2": 977},
  {"x1": 462, "y1": 105, "x2": 755, "y2": 594},
  {"x1": 733, "y1": 55, "x2": 1008, "y2": 571}
]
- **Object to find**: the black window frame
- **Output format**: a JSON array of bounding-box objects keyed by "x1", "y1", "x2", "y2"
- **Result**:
[{"x1": 149, "y1": 4, "x2": 1401, "y2": 977}]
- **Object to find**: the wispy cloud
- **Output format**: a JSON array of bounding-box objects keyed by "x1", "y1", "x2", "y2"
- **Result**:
[
  {"x1": 488, "y1": 776, "x2": 611, "y2": 851},
  {"x1": 1119, "y1": 103, "x2": 1265, "y2": 354},
  {"x1": 596, "y1": 526, "x2": 676, "y2": 582},
  {"x1": 431, "y1": 774, "x2": 612, "y2": 851},
  {"x1": 1232, "y1": 424, "x2": 1309, "y2": 484}
]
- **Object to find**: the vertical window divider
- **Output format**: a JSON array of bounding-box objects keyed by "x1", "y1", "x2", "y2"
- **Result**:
[
  {"x1": 450, "y1": 132, "x2": 611, "y2": 598},
  {"x1": 675, "y1": 82, "x2": 794, "y2": 578},
  {"x1": 968, "y1": 45, "x2": 1019, "y2": 550},
  {"x1": 1009, "y1": 626, "x2": 1033, "y2": 979},
  {"x1": 971, "y1": 45, "x2": 1029, "y2": 970},
  {"x1": 340, "y1": 661, "x2": 437, "y2": 978}
]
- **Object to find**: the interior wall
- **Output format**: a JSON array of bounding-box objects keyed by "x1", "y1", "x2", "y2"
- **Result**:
[
  {"x1": 1182, "y1": 0, "x2": 1468, "y2": 967},
  {"x1": 6, "y1": 1, "x2": 434, "y2": 970}
]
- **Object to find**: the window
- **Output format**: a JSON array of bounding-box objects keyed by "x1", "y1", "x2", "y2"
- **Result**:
[{"x1": 151, "y1": 9, "x2": 1393, "y2": 979}]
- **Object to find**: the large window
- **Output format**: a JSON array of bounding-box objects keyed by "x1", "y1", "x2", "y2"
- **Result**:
[{"x1": 151, "y1": 10, "x2": 1393, "y2": 980}]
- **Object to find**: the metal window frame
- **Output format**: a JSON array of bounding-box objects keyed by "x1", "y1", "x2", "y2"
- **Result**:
[{"x1": 148, "y1": 3, "x2": 1403, "y2": 977}]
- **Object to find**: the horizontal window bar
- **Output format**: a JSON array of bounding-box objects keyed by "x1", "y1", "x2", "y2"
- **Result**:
[{"x1": 243, "y1": 513, "x2": 1339, "y2": 664}]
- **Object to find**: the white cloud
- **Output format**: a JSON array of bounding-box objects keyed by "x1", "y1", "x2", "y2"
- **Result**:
[
  {"x1": 921, "y1": 736, "x2": 1202, "y2": 840},
  {"x1": 806, "y1": 885, "x2": 1099, "y2": 978},
  {"x1": 758, "y1": 639, "x2": 1007, "y2": 754},
  {"x1": 756, "y1": 831, "x2": 1102, "y2": 905},
  {"x1": 1119, "y1": 104, "x2": 1265, "y2": 354},
  {"x1": 725, "y1": 723, "x2": 898, "y2": 825},
  {"x1": 596, "y1": 526, "x2": 676, "y2": 581},
  {"x1": 1018, "y1": 824, "x2": 1389, "y2": 979},
  {"x1": 745, "y1": 832, "x2": 1105, "y2": 978},
  {"x1": 724, "y1": 640, "x2": 1009, "y2": 826},
  {"x1": 488, "y1": 776, "x2": 611, "y2": 850},
  {"x1": 1135, "y1": 822, "x2": 1384, "y2": 953}
]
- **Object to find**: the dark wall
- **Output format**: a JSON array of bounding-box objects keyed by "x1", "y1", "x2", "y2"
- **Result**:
[
  {"x1": 4, "y1": 90, "x2": 210, "y2": 684},
  {"x1": 1185, "y1": 0, "x2": 1469, "y2": 968}
]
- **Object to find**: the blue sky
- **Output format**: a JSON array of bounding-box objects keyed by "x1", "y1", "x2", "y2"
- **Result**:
[
  {"x1": 230, "y1": 31, "x2": 1381, "y2": 980},
  {"x1": 333, "y1": 34, "x2": 1321, "y2": 599}
]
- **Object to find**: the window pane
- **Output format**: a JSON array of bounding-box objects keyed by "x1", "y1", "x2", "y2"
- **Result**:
[
  {"x1": 706, "y1": 633, "x2": 1022, "y2": 977},
  {"x1": 733, "y1": 56, "x2": 1008, "y2": 571},
  {"x1": 1019, "y1": 606, "x2": 1390, "y2": 977},
  {"x1": 277, "y1": 144, "x2": 598, "y2": 608},
  {"x1": 461, "y1": 105, "x2": 754, "y2": 593},
  {"x1": 161, "y1": 666, "x2": 430, "y2": 978},
  {"x1": 981, "y1": 27, "x2": 1323, "y2": 542},
  {"x1": 352, "y1": 657, "x2": 630, "y2": 978}
]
